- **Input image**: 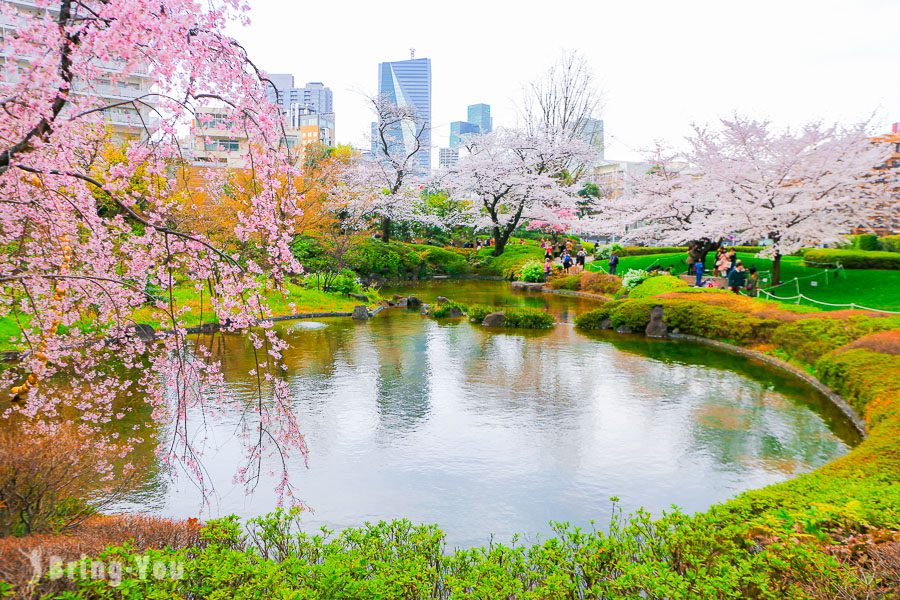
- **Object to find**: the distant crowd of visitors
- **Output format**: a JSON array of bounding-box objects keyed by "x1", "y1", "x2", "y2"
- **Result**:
[
  {"x1": 538, "y1": 238, "x2": 759, "y2": 296},
  {"x1": 540, "y1": 239, "x2": 587, "y2": 277},
  {"x1": 688, "y1": 246, "x2": 758, "y2": 294}
]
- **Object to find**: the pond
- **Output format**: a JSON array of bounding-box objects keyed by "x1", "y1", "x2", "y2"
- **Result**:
[{"x1": 122, "y1": 281, "x2": 858, "y2": 548}]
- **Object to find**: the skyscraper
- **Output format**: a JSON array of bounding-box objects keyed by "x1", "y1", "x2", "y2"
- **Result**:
[
  {"x1": 267, "y1": 76, "x2": 333, "y2": 119},
  {"x1": 375, "y1": 56, "x2": 432, "y2": 171},
  {"x1": 467, "y1": 103, "x2": 492, "y2": 134},
  {"x1": 449, "y1": 121, "x2": 479, "y2": 148},
  {"x1": 578, "y1": 118, "x2": 605, "y2": 159}
]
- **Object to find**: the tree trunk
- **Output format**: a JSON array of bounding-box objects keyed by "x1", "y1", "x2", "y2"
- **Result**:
[
  {"x1": 381, "y1": 217, "x2": 391, "y2": 244},
  {"x1": 492, "y1": 226, "x2": 507, "y2": 256},
  {"x1": 772, "y1": 252, "x2": 782, "y2": 286}
]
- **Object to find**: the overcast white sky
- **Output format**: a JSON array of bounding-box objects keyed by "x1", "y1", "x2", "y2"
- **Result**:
[{"x1": 230, "y1": 0, "x2": 899, "y2": 162}]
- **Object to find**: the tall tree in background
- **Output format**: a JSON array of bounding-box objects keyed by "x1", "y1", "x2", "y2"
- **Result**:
[
  {"x1": 609, "y1": 118, "x2": 888, "y2": 283},
  {"x1": 447, "y1": 128, "x2": 596, "y2": 255},
  {"x1": 521, "y1": 50, "x2": 604, "y2": 183},
  {"x1": 367, "y1": 95, "x2": 429, "y2": 243},
  {"x1": 0, "y1": 0, "x2": 310, "y2": 502}
]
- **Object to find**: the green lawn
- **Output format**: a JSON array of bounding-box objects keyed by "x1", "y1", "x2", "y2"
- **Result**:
[
  {"x1": 589, "y1": 252, "x2": 900, "y2": 312},
  {"x1": 474, "y1": 244, "x2": 546, "y2": 275},
  {"x1": 0, "y1": 282, "x2": 374, "y2": 353}
]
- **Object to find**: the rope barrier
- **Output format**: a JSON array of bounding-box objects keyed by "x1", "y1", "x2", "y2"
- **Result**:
[{"x1": 757, "y1": 289, "x2": 900, "y2": 314}]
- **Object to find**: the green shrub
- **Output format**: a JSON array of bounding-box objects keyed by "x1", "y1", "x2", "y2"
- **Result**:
[
  {"x1": 620, "y1": 269, "x2": 654, "y2": 291},
  {"x1": 520, "y1": 260, "x2": 545, "y2": 283},
  {"x1": 617, "y1": 245, "x2": 685, "y2": 256},
  {"x1": 816, "y1": 348, "x2": 900, "y2": 427},
  {"x1": 608, "y1": 299, "x2": 656, "y2": 330},
  {"x1": 802, "y1": 248, "x2": 900, "y2": 270},
  {"x1": 410, "y1": 245, "x2": 471, "y2": 276},
  {"x1": 628, "y1": 275, "x2": 688, "y2": 298},
  {"x1": 430, "y1": 301, "x2": 467, "y2": 319},
  {"x1": 661, "y1": 302, "x2": 780, "y2": 343},
  {"x1": 613, "y1": 245, "x2": 762, "y2": 257},
  {"x1": 546, "y1": 274, "x2": 580, "y2": 290},
  {"x1": 347, "y1": 240, "x2": 423, "y2": 280},
  {"x1": 879, "y1": 235, "x2": 900, "y2": 253},
  {"x1": 772, "y1": 315, "x2": 900, "y2": 365},
  {"x1": 472, "y1": 245, "x2": 546, "y2": 277},
  {"x1": 574, "y1": 303, "x2": 620, "y2": 330},
  {"x1": 289, "y1": 235, "x2": 330, "y2": 273},
  {"x1": 467, "y1": 304, "x2": 494, "y2": 324},
  {"x1": 503, "y1": 308, "x2": 555, "y2": 329},
  {"x1": 303, "y1": 269, "x2": 361, "y2": 295},
  {"x1": 850, "y1": 233, "x2": 880, "y2": 251},
  {"x1": 596, "y1": 242, "x2": 623, "y2": 259},
  {"x1": 579, "y1": 272, "x2": 622, "y2": 295}
]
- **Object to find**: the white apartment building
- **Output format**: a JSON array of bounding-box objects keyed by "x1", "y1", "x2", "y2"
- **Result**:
[{"x1": 1, "y1": 0, "x2": 156, "y2": 140}]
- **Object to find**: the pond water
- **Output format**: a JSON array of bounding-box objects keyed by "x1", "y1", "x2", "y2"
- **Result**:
[{"x1": 123, "y1": 281, "x2": 858, "y2": 548}]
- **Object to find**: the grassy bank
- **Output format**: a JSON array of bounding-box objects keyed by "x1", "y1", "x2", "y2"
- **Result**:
[
  {"x1": 588, "y1": 251, "x2": 900, "y2": 312},
  {"x1": 0, "y1": 282, "x2": 373, "y2": 353}
]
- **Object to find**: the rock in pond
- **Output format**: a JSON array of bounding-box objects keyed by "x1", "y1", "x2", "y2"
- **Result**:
[
  {"x1": 482, "y1": 312, "x2": 506, "y2": 327},
  {"x1": 351, "y1": 306, "x2": 369, "y2": 320},
  {"x1": 407, "y1": 296, "x2": 422, "y2": 308},
  {"x1": 645, "y1": 305, "x2": 668, "y2": 338}
]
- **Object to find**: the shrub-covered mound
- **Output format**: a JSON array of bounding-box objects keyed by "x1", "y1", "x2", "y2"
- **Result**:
[
  {"x1": 469, "y1": 305, "x2": 555, "y2": 329},
  {"x1": 546, "y1": 271, "x2": 622, "y2": 296},
  {"x1": 425, "y1": 303, "x2": 555, "y2": 329},
  {"x1": 627, "y1": 274, "x2": 688, "y2": 298},
  {"x1": 803, "y1": 248, "x2": 900, "y2": 270}
]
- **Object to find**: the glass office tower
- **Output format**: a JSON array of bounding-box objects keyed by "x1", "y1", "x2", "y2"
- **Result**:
[{"x1": 375, "y1": 57, "x2": 432, "y2": 171}]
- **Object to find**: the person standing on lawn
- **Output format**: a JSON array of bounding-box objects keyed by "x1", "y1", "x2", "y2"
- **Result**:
[
  {"x1": 694, "y1": 259, "x2": 705, "y2": 287},
  {"x1": 576, "y1": 248, "x2": 586, "y2": 271},
  {"x1": 728, "y1": 260, "x2": 747, "y2": 293},
  {"x1": 608, "y1": 251, "x2": 620, "y2": 275},
  {"x1": 745, "y1": 265, "x2": 758, "y2": 295}
]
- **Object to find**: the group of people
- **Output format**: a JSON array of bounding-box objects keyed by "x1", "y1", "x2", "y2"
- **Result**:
[
  {"x1": 690, "y1": 247, "x2": 758, "y2": 294},
  {"x1": 540, "y1": 239, "x2": 587, "y2": 277}
]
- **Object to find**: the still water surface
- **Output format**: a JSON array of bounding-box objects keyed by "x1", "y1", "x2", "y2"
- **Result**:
[{"x1": 126, "y1": 281, "x2": 857, "y2": 547}]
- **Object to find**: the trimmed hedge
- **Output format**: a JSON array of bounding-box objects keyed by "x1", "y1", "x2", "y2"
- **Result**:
[
  {"x1": 879, "y1": 235, "x2": 900, "y2": 253},
  {"x1": 771, "y1": 315, "x2": 900, "y2": 365},
  {"x1": 616, "y1": 245, "x2": 764, "y2": 257},
  {"x1": 575, "y1": 298, "x2": 780, "y2": 343},
  {"x1": 816, "y1": 348, "x2": 900, "y2": 428},
  {"x1": 803, "y1": 248, "x2": 900, "y2": 270}
]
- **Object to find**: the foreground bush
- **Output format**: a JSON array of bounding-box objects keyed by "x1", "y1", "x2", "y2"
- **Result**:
[
  {"x1": 37, "y1": 504, "x2": 898, "y2": 599},
  {"x1": 803, "y1": 248, "x2": 900, "y2": 270},
  {"x1": 0, "y1": 426, "x2": 143, "y2": 537},
  {"x1": 0, "y1": 515, "x2": 200, "y2": 597}
]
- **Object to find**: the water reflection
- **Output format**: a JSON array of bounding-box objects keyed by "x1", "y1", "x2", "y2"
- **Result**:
[{"x1": 117, "y1": 281, "x2": 855, "y2": 548}]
